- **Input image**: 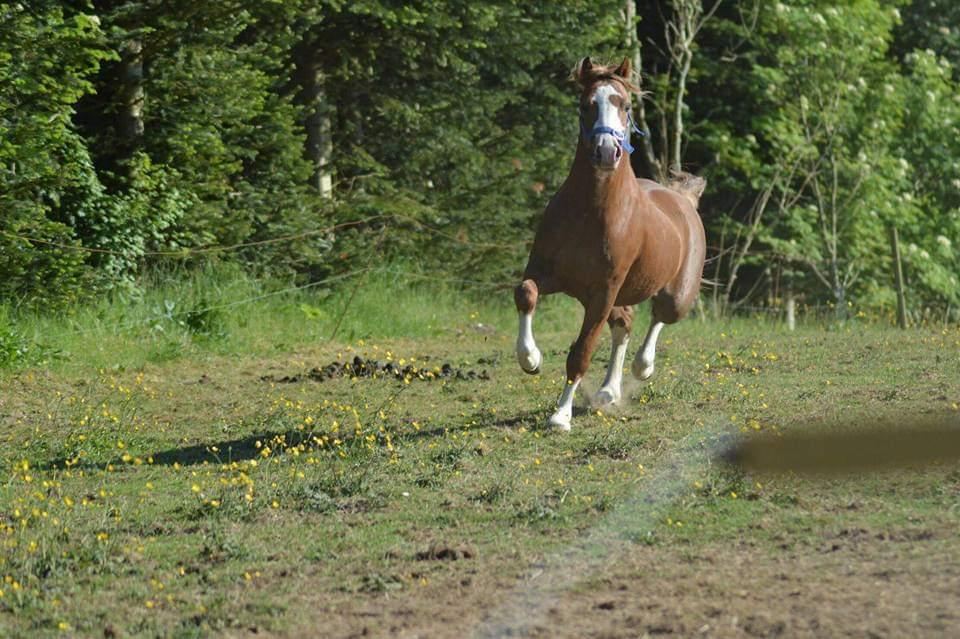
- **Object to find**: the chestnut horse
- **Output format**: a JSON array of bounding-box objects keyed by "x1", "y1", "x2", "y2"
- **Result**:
[{"x1": 514, "y1": 57, "x2": 706, "y2": 431}]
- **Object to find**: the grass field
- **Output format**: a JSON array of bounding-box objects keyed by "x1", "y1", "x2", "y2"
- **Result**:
[{"x1": 1, "y1": 275, "x2": 959, "y2": 637}]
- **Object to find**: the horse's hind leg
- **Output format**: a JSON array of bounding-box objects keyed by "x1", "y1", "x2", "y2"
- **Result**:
[
  {"x1": 632, "y1": 280, "x2": 699, "y2": 380},
  {"x1": 632, "y1": 314, "x2": 665, "y2": 380},
  {"x1": 634, "y1": 215, "x2": 706, "y2": 380},
  {"x1": 595, "y1": 305, "x2": 634, "y2": 406}
]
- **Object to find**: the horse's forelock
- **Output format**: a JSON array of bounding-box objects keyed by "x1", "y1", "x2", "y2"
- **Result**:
[{"x1": 571, "y1": 60, "x2": 641, "y2": 95}]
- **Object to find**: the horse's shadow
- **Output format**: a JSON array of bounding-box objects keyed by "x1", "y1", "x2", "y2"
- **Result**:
[{"x1": 39, "y1": 409, "x2": 544, "y2": 472}]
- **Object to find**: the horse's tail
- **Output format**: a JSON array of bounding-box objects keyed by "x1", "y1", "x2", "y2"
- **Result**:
[{"x1": 666, "y1": 171, "x2": 706, "y2": 208}]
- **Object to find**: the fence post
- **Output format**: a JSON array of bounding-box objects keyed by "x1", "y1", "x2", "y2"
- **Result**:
[
  {"x1": 889, "y1": 226, "x2": 908, "y2": 329},
  {"x1": 785, "y1": 295, "x2": 796, "y2": 331}
]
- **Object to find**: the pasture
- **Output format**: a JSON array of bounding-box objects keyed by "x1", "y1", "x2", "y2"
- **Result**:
[{"x1": 1, "y1": 277, "x2": 959, "y2": 637}]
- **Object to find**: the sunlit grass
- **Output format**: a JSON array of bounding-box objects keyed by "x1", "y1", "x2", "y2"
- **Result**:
[{"x1": 1, "y1": 268, "x2": 959, "y2": 635}]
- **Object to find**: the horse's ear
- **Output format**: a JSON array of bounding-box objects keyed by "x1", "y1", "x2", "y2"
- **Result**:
[
  {"x1": 573, "y1": 57, "x2": 594, "y2": 87},
  {"x1": 615, "y1": 57, "x2": 632, "y2": 80}
]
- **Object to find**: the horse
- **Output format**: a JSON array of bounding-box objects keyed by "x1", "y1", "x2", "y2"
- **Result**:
[{"x1": 514, "y1": 56, "x2": 706, "y2": 431}]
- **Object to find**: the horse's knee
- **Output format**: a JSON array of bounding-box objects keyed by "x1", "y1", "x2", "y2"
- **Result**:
[
  {"x1": 565, "y1": 333, "x2": 597, "y2": 380},
  {"x1": 607, "y1": 306, "x2": 634, "y2": 333},
  {"x1": 565, "y1": 345, "x2": 587, "y2": 381},
  {"x1": 514, "y1": 279, "x2": 538, "y2": 314}
]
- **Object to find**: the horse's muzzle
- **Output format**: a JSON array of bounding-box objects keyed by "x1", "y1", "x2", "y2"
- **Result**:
[{"x1": 592, "y1": 137, "x2": 622, "y2": 170}]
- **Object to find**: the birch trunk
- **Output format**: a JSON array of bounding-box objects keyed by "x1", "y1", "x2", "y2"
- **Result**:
[
  {"x1": 296, "y1": 46, "x2": 334, "y2": 198},
  {"x1": 119, "y1": 39, "x2": 144, "y2": 155}
]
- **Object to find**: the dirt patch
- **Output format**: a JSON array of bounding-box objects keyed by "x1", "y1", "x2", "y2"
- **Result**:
[
  {"x1": 509, "y1": 539, "x2": 960, "y2": 639},
  {"x1": 416, "y1": 543, "x2": 478, "y2": 561},
  {"x1": 261, "y1": 355, "x2": 491, "y2": 384},
  {"x1": 283, "y1": 534, "x2": 960, "y2": 639}
]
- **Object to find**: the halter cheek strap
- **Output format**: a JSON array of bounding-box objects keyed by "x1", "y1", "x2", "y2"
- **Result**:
[{"x1": 580, "y1": 113, "x2": 645, "y2": 155}]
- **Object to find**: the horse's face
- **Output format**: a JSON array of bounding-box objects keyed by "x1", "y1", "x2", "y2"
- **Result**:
[{"x1": 580, "y1": 80, "x2": 633, "y2": 171}]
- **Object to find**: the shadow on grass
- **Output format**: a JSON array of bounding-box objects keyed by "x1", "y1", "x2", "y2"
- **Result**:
[{"x1": 40, "y1": 409, "x2": 544, "y2": 472}]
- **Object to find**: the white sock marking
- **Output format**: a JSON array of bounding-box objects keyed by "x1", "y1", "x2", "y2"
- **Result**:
[
  {"x1": 516, "y1": 313, "x2": 542, "y2": 373},
  {"x1": 596, "y1": 326, "x2": 629, "y2": 406},
  {"x1": 548, "y1": 378, "x2": 581, "y2": 432},
  {"x1": 633, "y1": 320, "x2": 664, "y2": 380}
]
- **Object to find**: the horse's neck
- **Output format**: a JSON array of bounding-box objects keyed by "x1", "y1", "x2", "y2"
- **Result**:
[{"x1": 568, "y1": 144, "x2": 638, "y2": 212}]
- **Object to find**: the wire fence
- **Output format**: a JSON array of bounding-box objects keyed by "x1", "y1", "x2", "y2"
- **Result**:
[
  {"x1": 38, "y1": 264, "x2": 515, "y2": 343},
  {"x1": 42, "y1": 268, "x2": 370, "y2": 341},
  {"x1": 0, "y1": 211, "x2": 525, "y2": 258},
  {"x1": 7, "y1": 213, "x2": 946, "y2": 335}
]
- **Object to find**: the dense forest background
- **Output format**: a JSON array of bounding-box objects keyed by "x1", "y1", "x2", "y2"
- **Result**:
[{"x1": 2, "y1": 0, "x2": 959, "y2": 320}]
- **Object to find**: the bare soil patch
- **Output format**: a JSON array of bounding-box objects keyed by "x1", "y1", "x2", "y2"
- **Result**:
[
  {"x1": 286, "y1": 531, "x2": 960, "y2": 638},
  {"x1": 260, "y1": 355, "x2": 491, "y2": 384}
]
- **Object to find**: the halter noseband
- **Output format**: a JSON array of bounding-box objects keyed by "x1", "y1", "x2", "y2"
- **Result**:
[{"x1": 580, "y1": 112, "x2": 645, "y2": 155}]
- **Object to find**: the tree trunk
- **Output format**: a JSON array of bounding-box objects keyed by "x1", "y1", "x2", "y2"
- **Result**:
[
  {"x1": 671, "y1": 50, "x2": 691, "y2": 174},
  {"x1": 118, "y1": 39, "x2": 144, "y2": 157},
  {"x1": 296, "y1": 44, "x2": 334, "y2": 198},
  {"x1": 890, "y1": 226, "x2": 908, "y2": 329},
  {"x1": 623, "y1": 1, "x2": 663, "y2": 180}
]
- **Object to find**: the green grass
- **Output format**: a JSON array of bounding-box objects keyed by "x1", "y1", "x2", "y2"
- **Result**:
[
  {"x1": 1, "y1": 269, "x2": 959, "y2": 637},
  {"x1": 2, "y1": 264, "x2": 590, "y2": 374}
]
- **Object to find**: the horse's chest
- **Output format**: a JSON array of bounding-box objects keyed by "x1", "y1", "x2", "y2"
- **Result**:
[{"x1": 548, "y1": 223, "x2": 621, "y2": 271}]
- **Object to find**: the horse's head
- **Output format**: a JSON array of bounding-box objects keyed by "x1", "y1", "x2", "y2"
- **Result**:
[{"x1": 574, "y1": 57, "x2": 642, "y2": 171}]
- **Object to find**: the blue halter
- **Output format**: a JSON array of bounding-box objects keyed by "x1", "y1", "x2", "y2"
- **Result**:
[{"x1": 580, "y1": 112, "x2": 645, "y2": 155}]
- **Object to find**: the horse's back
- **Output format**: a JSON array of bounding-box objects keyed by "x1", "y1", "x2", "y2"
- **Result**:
[{"x1": 637, "y1": 178, "x2": 697, "y2": 218}]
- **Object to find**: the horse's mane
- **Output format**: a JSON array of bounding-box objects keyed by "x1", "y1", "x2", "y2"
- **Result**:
[{"x1": 570, "y1": 58, "x2": 642, "y2": 95}]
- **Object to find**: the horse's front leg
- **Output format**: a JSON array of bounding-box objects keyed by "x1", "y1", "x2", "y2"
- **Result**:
[
  {"x1": 514, "y1": 277, "x2": 545, "y2": 374},
  {"x1": 549, "y1": 291, "x2": 618, "y2": 431},
  {"x1": 595, "y1": 305, "x2": 634, "y2": 407}
]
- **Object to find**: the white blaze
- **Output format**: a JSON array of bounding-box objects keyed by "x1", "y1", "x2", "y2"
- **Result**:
[
  {"x1": 588, "y1": 84, "x2": 627, "y2": 168},
  {"x1": 593, "y1": 84, "x2": 625, "y2": 135}
]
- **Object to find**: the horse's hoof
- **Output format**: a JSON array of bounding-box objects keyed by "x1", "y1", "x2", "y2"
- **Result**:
[
  {"x1": 594, "y1": 387, "x2": 620, "y2": 407},
  {"x1": 632, "y1": 360, "x2": 655, "y2": 380},
  {"x1": 517, "y1": 348, "x2": 542, "y2": 375},
  {"x1": 547, "y1": 415, "x2": 572, "y2": 432}
]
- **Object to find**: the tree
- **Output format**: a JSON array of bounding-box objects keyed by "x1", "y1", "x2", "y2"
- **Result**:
[
  {"x1": 696, "y1": 1, "x2": 909, "y2": 313},
  {"x1": 0, "y1": 2, "x2": 112, "y2": 305}
]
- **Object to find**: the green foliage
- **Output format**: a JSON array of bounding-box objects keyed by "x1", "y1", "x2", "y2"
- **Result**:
[
  {"x1": 756, "y1": 1, "x2": 903, "y2": 305},
  {"x1": 895, "y1": 0, "x2": 960, "y2": 67},
  {"x1": 0, "y1": 2, "x2": 113, "y2": 306},
  {"x1": 59, "y1": 150, "x2": 193, "y2": 293},
  {"x1": 314, "y1": 1, "x2": 625, "y2": 282},
  {"x1": 689, "y1": 0, "x2": 960, "y2": 317},
  {"x1": 894, "y1": 48, "x2": 960, "y2": 309},
  {"x1": 1, "y1": 0, "x2": 959, "y2": 320}
]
